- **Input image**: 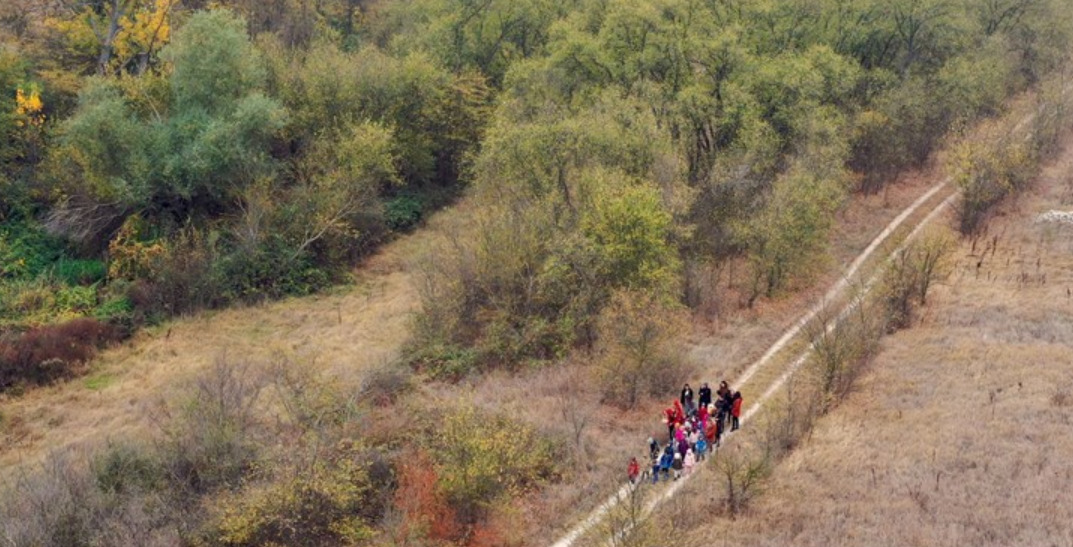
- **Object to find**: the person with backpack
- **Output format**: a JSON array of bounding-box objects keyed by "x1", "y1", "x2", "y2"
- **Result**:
[
  {"x1": 677, "y1": 435, "x2": 689, "y2": 457},
  {"x1": 731, "y1": 391, "x2": 743, "y2": 431},
  {"x1": 659, "y1": 446, "x2": 674, "y2": 481},
  {"x1": 671, "y1": 451, "x2": 684, "y2": 480},
  {"x1": 627, "y1": 457, "x2": 641, "y2": 485}
]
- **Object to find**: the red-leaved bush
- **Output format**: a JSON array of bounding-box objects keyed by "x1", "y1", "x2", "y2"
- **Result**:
[
  {"x1": 391, "y1": 449, "x2": 461, "y2": 543},
  {"x1": 0, "y1": 318, "x2": 120, "y2": 390}
]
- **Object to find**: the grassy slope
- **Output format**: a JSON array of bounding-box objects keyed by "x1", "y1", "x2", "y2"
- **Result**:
[
  {"x1": 677, "y1": 141, "x2": 1073, "y2": 546},
  {"x1": 0, "y1": 198, "x2": 467, "y2": 467},
  {"x1": 0, "y1": 163, "x2": 953, "y2": 540}
]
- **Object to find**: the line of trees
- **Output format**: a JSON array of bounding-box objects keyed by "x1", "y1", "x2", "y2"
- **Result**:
[{"x1": 409, "y1": 0, "x2": 1073, "y2": 377}]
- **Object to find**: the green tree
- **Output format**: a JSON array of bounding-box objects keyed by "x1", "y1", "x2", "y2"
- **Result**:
[{"x1": 48, "y1": 10, "x2": 286, "y2": 242}]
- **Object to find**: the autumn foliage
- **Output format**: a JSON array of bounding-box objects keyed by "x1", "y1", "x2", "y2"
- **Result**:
[
  {"x1": 392, "y1": 450, "x2": 462, "y2": 543},
  {"x1": 0, "y1": 318, "x2": 120, "y2": 389}
]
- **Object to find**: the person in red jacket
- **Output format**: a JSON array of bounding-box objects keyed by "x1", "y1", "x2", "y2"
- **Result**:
[
  {"x1": 704, "y1": 418, "x2": 717, "y2": 448},
  {"x1": 663, "y1": 405, "x2": 677, "y2": 441},
  {"x1": 731, "y1": 391, "x2": 743, "y2": 431},
  {"x1": 627, "y1": 457, "x2": 641, "y2": 484},
  {"x1": 697, "y1": 403, "x2": 709, "y2": 431},
  {"x1": 672, "y1": 399, "x2": 685, "y2": 426}
]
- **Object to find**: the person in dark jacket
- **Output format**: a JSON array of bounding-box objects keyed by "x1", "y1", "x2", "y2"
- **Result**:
[
  {"x1": 680, "y1": 384, "x2": 695, "y2": 416},
  {"x1": 698, "y1": 382, "x2": 712, "y2": 408},
  {"x1": 648, "y1": 437, "x2": 660, "y2": 460}
]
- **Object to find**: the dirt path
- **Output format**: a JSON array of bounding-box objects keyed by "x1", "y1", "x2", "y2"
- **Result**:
[
  {"x1": 549, "y1": 179, "x2": 958, "y2": 547},
  {"x1": 549, "y1": 87, "x2": 1073, "y2": 547}
]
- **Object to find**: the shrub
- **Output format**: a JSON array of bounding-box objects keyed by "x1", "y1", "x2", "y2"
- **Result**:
[
  {"x1": 881, "y1": 235, "x2": 952, "y2": 332},
  {"x1": 385, "y1": 194, "x2": 424, "y2": 231},
  {"x1": 406, "y1": 341, "x2": 480, "y2": 381},
  {"x1": 713, "y1": 444, "x2": 772, "y2": 517},
  {"x1": 207, "y1": 443, "x2": 375, "y2": 547},
  {"x1": 359, "y1": 364, "x2": 413, "y2": 407},
  {"x1": 806, "y1": 302, "x2": 882, "y2": 414},
  {"x1": 387, "y1": 449, "x2": 461, "y2": 543},
  {"x1": 53, "y1": 259, "x2": 106, "y2": 286},
  {"x1": 92, "y1": 442, "x2": 161, "y2": 496},
  {"x1": 156, "y1": 358, "x2": 266, "y2": 495},
  {"x1": 0, "y1": 450, "x2": 99, "y2": 547},
  {"x1": 593, "y1": 290, "x2": 691, "y2": 409},
  {"x1": 431, "y1": 404, "x2": 560, "y2": 526},
  {"x1": 0, "y1": 317, "x2": 120, "y2": 390}
]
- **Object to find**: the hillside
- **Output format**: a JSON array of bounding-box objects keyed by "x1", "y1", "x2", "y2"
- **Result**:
[
  {"x1": 4, "y1": 1, "x2": 1073, "y2": 546},
  {"x1": 667, "y1": 139, "x2": 1073, "y2": 546}
]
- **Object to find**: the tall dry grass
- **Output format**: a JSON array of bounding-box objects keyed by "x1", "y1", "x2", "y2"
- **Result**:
[{"x1": 667, "y1": 136, "x2": 1073, "y2": 547}]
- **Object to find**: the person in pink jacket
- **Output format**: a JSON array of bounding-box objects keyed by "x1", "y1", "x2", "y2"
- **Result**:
[{"x1": 683, "y1": 449, "x2": 696, "y2": 475}]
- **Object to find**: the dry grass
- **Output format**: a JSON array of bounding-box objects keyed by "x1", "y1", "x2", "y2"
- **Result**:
[
  {"x1": 0, "y1": 200, "x2": 479, "y2": 470},
  {"x1": 671, "y1": 141, "x2": 1073, "y2": 546},
  {"x1": 0, "y1": 153, "x2": 986, "y2": 543}
]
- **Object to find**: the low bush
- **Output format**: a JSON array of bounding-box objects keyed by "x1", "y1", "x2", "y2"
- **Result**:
[
  {"x1": 359, "y1": 364, "x2": 413, "y2": 407},
  {"x1": 430, "y1": 404, "x2": 560, "y2": 526},
  {"x1": 206, "y1": 443, "x2": 375, "y2": 547},
  {"x1": 881, "y1": 235, "x2": 952, "y2": 332},
  {"x1": 53, "y1": 259, "x2": 106, "y2": 286},
  {"x1": 91, "y1": 442, "x2": 161, "y2": 496},
  {"x1": 155, "y1": 358, "x2": 267, "y2": 496},
  {"x1": 0, "y1": 317, "x2": 121, "y2": 390},
  {"x1": 384, "y1": 194, "x2": 424, "y2": 231}
]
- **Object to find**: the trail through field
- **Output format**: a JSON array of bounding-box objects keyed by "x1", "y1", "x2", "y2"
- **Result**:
[
  {"x1": 548, "y1": 178, "x2": 958, "y2": 547},
  {"x1": 548, "y1": 86, "x2": 1073, "y2": 547}
]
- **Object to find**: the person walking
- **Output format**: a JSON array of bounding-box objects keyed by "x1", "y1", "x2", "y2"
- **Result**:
[
  {"x1": 663, "y1": 404, "x2": 677, "y2": 441},
  {"x1": 698, "y1": 382, "x2": 712, "y2": 409},
  {"x1": 731, "y1": 391, "x2": 743, "y2": 431},
  {"x1": 659, "y1": 447, "x2": 674, "y2": 481},
  {"x1": 683, "y1": 449, "x2": 695, "y2": 475},
  {"x1": 651, "y1": 454, "x2": 661, "y2": 484},
  {"x1": 648, "y1": 437, "x2": 660, "y2": 460},
  {"x1": 696, "y1": 435, "x2": 708, "y2": 462},
  {"x1": 680, "y1": 383, "x2": 695, "y2": 416},
  {"x1": 704, "y1": 413, "x2": 717, "y2": 447},
  {"x1": 627, "y1": 457, "x2": 640, "y2": 484},
  {"x1": 671, "y1": 452, "x2": 684, "y2": 480}
]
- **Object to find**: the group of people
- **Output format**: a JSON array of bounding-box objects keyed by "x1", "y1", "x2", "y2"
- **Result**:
[{"x1": 626, "y1": 381, "x2": 744, "y2": 484}]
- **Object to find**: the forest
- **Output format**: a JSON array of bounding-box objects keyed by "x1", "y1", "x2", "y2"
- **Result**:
[{"x1": 1, "y1": 0, "x2": 1072, "y2": 545}]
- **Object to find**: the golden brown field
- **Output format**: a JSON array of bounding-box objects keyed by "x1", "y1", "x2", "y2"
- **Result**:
[
  {"x1": 0, "y1": 158, "x2": 955, "y2": 543},
  {"x1": 671, "y1": 139, "x2": 1073, "y2": 547}
]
